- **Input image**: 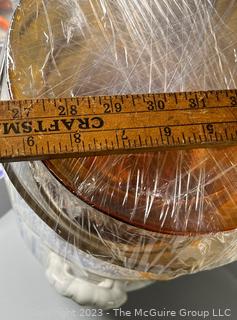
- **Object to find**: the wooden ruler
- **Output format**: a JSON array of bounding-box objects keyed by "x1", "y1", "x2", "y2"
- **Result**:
[{"x1": 1, "y1": 89, "x2": 237, "y2": 162}]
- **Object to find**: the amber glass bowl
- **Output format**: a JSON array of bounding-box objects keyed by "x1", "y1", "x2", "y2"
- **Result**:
[{"x1": 5, "y1": 0, "x2": 237, "y2": 279}]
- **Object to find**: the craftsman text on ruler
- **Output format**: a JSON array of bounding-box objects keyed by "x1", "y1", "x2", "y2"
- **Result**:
[{"x1": 0, "y1": 90, "x2": 237, "y2": 162}]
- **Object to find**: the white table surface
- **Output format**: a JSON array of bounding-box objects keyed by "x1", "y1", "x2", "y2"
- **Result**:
[{"x1": 0, "y1": 207, "x2": 237, "y2": 320}]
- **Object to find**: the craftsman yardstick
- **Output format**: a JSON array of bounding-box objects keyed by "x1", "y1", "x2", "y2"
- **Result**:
[{"x1": 0, "y1": 89, "x2": 237, "y2": 162}]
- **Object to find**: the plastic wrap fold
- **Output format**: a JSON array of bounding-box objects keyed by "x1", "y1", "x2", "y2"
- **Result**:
[{"x1": 5, "y1": 0, "x2": 237, "y2": 280}]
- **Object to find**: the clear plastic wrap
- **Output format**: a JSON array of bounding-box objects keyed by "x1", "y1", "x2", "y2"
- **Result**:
[{"x1": 4, "y1": 0, "x2": 237, "y2": 280}]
